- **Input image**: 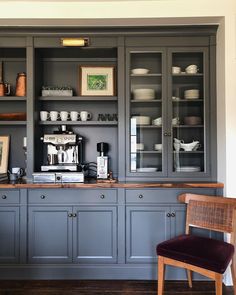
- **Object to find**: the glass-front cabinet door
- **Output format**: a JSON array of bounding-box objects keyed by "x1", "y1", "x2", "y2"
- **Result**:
[
  {"x1": 126, "y1": 48, "x2": 167, "y2": 177},
  {"x1": 168, "y1": 48, "x2": 210, "y2": 177}
]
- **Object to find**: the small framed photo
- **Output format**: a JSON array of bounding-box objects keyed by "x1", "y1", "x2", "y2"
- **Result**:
[
  {"x1": 0, "y1": 136, "x2": 10, "y2": 173},
  {"x1": 79, "y1": 66, "x2": 116, "y2": 96}
]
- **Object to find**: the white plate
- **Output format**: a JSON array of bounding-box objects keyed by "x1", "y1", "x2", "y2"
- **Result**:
[
  {"x1": 137, "y1": 167, "x2": 158, "y2": 172},
  {"x1": 176, "y1": 166, "x2": 201, "y2": 172},
  {"x1": 131, "y1": 68, "x2": 149, "y2": 75}
]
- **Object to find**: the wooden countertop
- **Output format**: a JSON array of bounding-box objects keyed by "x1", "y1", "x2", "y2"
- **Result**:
[{"x1": 0, "y1": 181, "x2": 224, "y2": 189}]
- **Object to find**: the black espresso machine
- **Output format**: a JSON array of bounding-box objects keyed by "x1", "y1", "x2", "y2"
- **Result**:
[{"x1": 33, "y1": 126, "x2": 84, "y2": 183}]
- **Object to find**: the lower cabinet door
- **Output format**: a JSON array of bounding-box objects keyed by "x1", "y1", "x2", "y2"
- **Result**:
[
  {"x1": 170, "y1": 205, "x2": 186, "y2": 238},
  {"x1": 126, "y1": 206, "x2": 171, "y2": 263},
  {"x1": 0, "y1": 206, "x2": 20, "y2": 263},
  {"x1": 28, "y1": 206, "x2": 73, "y2": 263},
  {"x1": 73, "y1": 206, "x2": 117, "y2": 263}
]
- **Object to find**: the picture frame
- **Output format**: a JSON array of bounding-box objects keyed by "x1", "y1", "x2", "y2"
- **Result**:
[
  {"x1": 79, "y1": 66, "x2": 116, "y2": 96},
  {"x1": 0, "y1": 136, "x2": 10, "y2": 174}
]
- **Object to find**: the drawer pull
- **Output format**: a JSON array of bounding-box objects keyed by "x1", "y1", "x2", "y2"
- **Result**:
[
  {"x1": 40, "y1": 195, "x2": 46, "y2": 199},
  {"x1": 1, "y1": 195, "x2": 7, "y2": 199},
  {"x1": 166, "y1": 213, "x2": 171, "y2": 217},
  {"x1": 68, "y1": 213, "x2": 73, "y2": 217},
  {"x1": 138, "y1": 194, "x2": 144, "y2": 199},
  {"x1": 100, "y1": 194, "x2": 105, "y2": 199},
  {"x1": 171, "y1": 212, "x2": 176, "y2": 217}
]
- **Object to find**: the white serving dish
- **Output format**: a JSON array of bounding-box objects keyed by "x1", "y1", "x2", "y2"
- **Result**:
[
  {"x1": 154, "y1": 143, "x2": 162, "y2": 151},
  {"x1": 133, "y1": 88, "x2": 155, "y2": 100},
  {"x1": 131, "y1": 68, "x2": 149, "y2": 75},
  {"x1": 136, "y1": 143, "x2": 144, "y2": 151},
  {"x1": 131, "y1": 115, "x2": 150, "y2": 125},
  {"x1": 172, "y1": 66, "x2": 181, "y2": 74},
  {"x1": 176, "y1": 166, "x2": 201, "y2": 172},
  {"x1": 152, "y1": 117, "x2": 162, "y2": 126},
  {"x1": 137, "y1": 167, "x2": 158, "y2": 172}
]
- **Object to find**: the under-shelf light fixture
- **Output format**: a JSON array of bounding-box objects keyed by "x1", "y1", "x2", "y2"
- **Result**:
[{"x1": 61, "y1": 38, "x2": 89, "y2": 47}]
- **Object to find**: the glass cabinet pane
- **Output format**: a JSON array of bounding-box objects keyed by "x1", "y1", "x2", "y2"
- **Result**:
[
  {"x1": 171, "y1": 51, "x2": 205, "y2": 174},
  {"x1": 129, "y1": 51, "x2": 163, "y2": 174}
]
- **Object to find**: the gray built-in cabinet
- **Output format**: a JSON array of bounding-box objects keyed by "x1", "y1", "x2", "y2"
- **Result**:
[
  {"x1": 0, "y1": 26, "x2": 217, "y2": 182},
  {"x1": 0, "y1": 26, "x2": 220, "y2": 280}
]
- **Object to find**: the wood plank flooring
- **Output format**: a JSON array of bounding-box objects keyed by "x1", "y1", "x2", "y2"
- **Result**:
[{"x1": 0, "y1": 280, "x2": 233, "y2": 295}]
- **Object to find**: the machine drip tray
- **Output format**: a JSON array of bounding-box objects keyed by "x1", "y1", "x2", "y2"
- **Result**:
[{"x1": 32, "y1": 172, "x2": 84, "y2": 183}]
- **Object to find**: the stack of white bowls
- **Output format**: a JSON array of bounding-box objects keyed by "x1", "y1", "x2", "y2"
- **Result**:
[
  {"x1": 133, "y1": 88, "x2": 155, "y2": 100},
  {"x1": 185, "y1": 64, "x2": 198, "y2": 74},
  {"x1": 131, "y1": 115, "x2": 150, "y2": 125},
  {"x1": 184, "y1": 89, "x2": 199, "y2": 99}
]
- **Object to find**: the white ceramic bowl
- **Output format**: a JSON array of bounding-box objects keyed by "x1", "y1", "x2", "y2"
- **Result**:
[
  {"x1": 154, "y1": 144, "x2": 162, "y2": 151},
  {"x1": 136, "y1": 143, "x2": 144, "y2": 151},
  {"x1": 133, "y1": 88, "x2": 155, "y2": 100},
  {"x1": 131, "y1": 68, "x2": 149, "y2": 75},
  {"x1": 172, "y1": 66, "x2": 181, "y2": 74},
  {"x1": 131, "y1": 115, "x2": 150, "y2": 125},
  {"x1": 152, "y1": 117, "x2": 162, "y2": 126},
  {"x1": 185, "y1": 64, "x2": 198, "y2": 74}
]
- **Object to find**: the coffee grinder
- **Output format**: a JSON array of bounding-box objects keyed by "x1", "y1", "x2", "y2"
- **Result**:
[{"x1": 97, "y1": 142, "x2": 109, "y2": 179}]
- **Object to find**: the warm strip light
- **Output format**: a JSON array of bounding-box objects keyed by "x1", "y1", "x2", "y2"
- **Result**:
[{"x1": 61, "y1": 38, "x2": 89, "y2": 47}]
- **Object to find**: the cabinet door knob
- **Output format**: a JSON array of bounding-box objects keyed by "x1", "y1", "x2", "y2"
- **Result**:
[
  {"x1": 72, "y1": 213, "x2": 77, "y2": 217},
  {"x1": 166, "y1": 213, "x2": 171, "y2": 217},
  {"x1": 168, "y1": 132, "x2": 172, "y2": 136},
  {"x1": 1, "y1": 195, "x2": 7, "y2": 199},
  {"x1": 138, "y1": 194, "x2": 144, "y2": 199},
  {"x1": 100, "y1": 194, "x2": 105, "y2": 199},
  {"x1": 171, "y1": 212, "x2": 176, "y2": 217},
  {"x1": 40, "y1": 195, "x2": 46, "y2": 199},
  {"x1": 164, "y1": 132, "x2": 168, "y2": 136},
  {"x1": 68, "y1": 213, "x2": 73, "y2": 217}
]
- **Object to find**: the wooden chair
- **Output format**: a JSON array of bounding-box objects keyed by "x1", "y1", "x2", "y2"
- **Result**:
[{"x1": 156, "y1": 193, "x2": 236, "y2": 295}]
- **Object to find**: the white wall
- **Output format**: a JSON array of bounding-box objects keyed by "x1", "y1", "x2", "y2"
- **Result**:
[
  {"x1": 0, "y1": 0, "x2": 236, "y2": 285},
  {"x1": 0, "y1": 2, "x2": 235, "y2": 186}
]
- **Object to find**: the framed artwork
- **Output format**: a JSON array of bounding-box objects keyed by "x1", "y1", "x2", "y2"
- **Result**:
[
  {"x1": 0, "y1": 136, "x2": 10, "y2": 173},
  {"x1": 79, "y1": 66, "x2": 116, "y2": 96}
]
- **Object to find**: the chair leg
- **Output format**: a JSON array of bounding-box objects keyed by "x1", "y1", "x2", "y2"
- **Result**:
[
  {"x1": 187, "y1": 269, "x2": 193, "y2": 288},
  {"x1": 230, "y1": 260, "x2": 236, "y2": 295},
  {"x1": 157, "y1": 256, "x2": 165, "y2": 295},
  {"x1": 215, "y1": 273, "x2": 222, "y2": 295}
]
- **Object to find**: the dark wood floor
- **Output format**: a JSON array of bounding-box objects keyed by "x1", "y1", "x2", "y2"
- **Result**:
[{"x1": 0, "y1": 280, "x2": 233, "y2": 295}]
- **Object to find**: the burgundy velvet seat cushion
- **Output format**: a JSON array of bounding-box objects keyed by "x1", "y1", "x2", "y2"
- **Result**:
[{"x1": 157, "y1": 234, "x2": 234, "y2": 274}]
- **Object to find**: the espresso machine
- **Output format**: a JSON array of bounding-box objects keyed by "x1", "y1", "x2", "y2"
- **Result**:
[{"x1": 33, "y1": 126, "x2": 84, "y2": 183}]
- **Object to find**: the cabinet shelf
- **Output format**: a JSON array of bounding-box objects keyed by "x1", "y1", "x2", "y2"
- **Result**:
[
  {"x1": 172, "y1": 73, "x2": 203, "y2": 77},
  {"x1": 172, "y1": 125, "x2": 204, "y2": 128},
  {"x1": 39, "y1": 121, "x2": 118, "y2": 126},
  {"x1": 131, "y1": 99, "x2": 161, "y2": 103},
  {"x1": 0, "y1": 121, "x2": 26, "y2": 125},
  {"x1": 38, "y1": 96, "x2": 118, "y2": 101},
  {"x1": 0, "y1": 96, "x2": 26, "y2": 101},
  {"x1": 136, "y1": 125, "x2": 162, "y2": 129},
  {"x1": 173, "y1": 151, "x2": 204, "y2": 154},
  {"x1": 172, "y1": 99, "x2": 203, "y2": 103},
  {"x1": 131, "y1": 73, "x2": 162, "y2": 77},
  {"x1": 135, "y1": 151, "x2": 162, "y2": 154}
]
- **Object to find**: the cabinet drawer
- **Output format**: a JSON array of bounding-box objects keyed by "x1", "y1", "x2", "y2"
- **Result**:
[
  {"x1": 125, "y1": 188, "x2": 217, "y2": 204},
  {"x1": 0, "y1": 190, "x2": 20, "y2": 204},
  {"x1": 28, "y1": 189, "x2": 117, "y2": 204}
]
